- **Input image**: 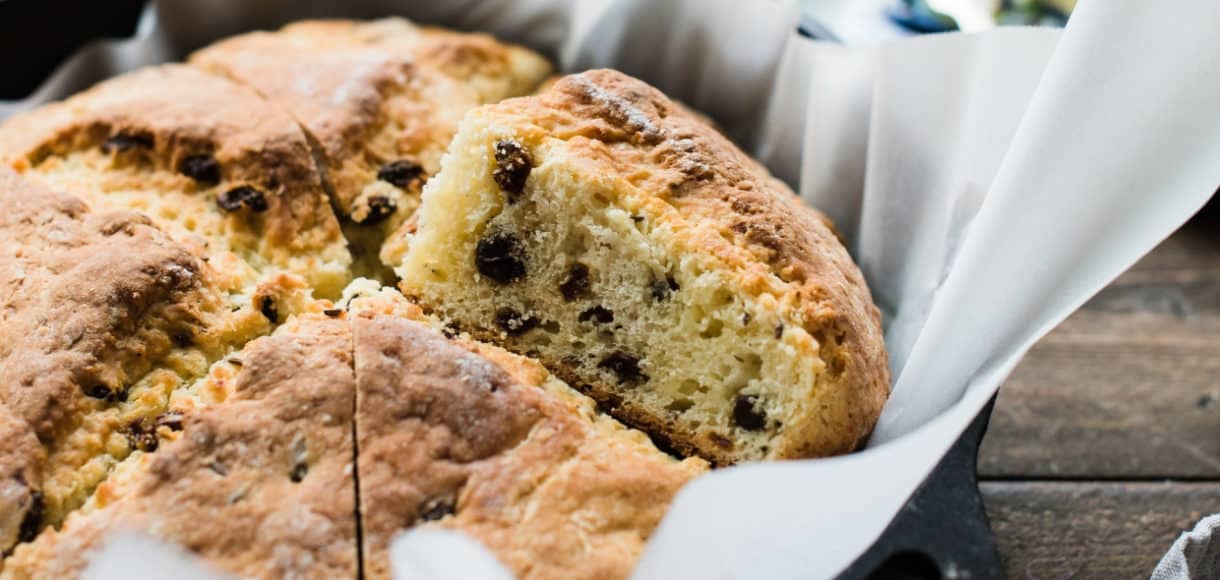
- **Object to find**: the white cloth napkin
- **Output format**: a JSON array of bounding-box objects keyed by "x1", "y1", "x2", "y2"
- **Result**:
[{"x1": 1153, "y1": 514, "x2": 1220, "y2": 580}]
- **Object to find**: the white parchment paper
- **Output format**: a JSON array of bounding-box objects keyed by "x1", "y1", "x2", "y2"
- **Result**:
[{"x1": 5, "y1": 0, "x2": 1218, "y2": 578}]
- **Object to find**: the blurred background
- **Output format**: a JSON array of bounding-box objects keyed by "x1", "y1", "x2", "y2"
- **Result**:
[
  {"x1": 0, "y1": 0, "x2": 1074, "y2": 99},
  {"x1": 791, "y1": 0, "x2": 1071, "y2": 44}
]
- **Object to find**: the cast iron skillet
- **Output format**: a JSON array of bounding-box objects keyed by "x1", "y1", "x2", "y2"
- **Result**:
[{"x1": 0, "y1": 3, "x2": 1006, "y2": 577}]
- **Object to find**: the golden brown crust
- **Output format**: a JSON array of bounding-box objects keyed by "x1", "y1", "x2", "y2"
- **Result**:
[
  {"x1": 0, "y1": 404, "x2": 41, "y2": 556},
  {"x1": 0, "y1": 168, "x2": 224, "y2": 549},
  {"x1": 0, "y1": 64, "x2": 350, "y2": 295},
  {"x1": 189, "y1": 17, "x2": 550, "y2": 255},
  {"x1": 1, "y1": 317, "x2": 358, "y2": 579},
  {"x1": 527, "y1": 70, "x2": 886, "y2": 360},
  {"x1": 275, "y1": 19, "x2": 551, "y2": 103},
  {"x1": 3, "y1": 273, "x2": 701, "y2": 578},
  {"x1": 446, "y1": 69, "x2": 889, "y2": 463},
  {"x1": 190, "y1": 24, "x2": 441, "y2": 218},
  {"x1": 353, "y1": 314, "x2": 705, "y2": 580}
]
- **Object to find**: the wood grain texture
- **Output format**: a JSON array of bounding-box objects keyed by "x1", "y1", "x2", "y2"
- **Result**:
[
  {"x1": 979, "y1": 214, "x2": 1220, "y2": 479},
  {"x1": 977, "y1": 202, "x2": 1220, "y2": 578},
  {"x1": 982, "y1": 481, "x2": 1220, "y2": 579}
]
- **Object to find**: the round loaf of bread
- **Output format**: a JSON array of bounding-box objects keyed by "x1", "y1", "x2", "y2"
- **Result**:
[{"x1": 0, "y1": 18, "x2": 889, "y2": 580}]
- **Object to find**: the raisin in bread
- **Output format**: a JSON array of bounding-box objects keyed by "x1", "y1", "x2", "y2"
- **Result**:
[
  {"x1": 190, "y1": 18, "x2": 551, "y2": 280},
  {"x1": 0, "y1": 64, "x2": 352, "y2": 299},
  {"x1": 395, "y1": 69, "x2": 890, "y2": 465}
]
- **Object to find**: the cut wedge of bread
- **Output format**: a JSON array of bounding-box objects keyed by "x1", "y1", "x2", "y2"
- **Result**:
[{"x1": 396, "y1": 70, "x2": 890, "y2": 465}]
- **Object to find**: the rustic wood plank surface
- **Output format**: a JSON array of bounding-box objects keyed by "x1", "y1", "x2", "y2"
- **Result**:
[
  {"x1": 982, "y1": 482, "x2": 1220, "y2": 579},
  {"x1": 979, "y1": 215, "x2": 1220, "y2": 479},
  {"x1": 976, "y1": 202, "x2": 1220, "y2": 578}
]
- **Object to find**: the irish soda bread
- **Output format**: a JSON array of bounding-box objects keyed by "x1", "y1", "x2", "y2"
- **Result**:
[
  {"x1": 395, "y1": 69, "x2": 890, "y2": 465},
  {"x1": 0, "y1": 17, "x2": 888, "y2": 580}
]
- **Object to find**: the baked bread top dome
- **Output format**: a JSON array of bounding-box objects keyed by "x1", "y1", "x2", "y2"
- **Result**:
[
  {"x1": 190, "y1": 18, "x2": 551, "y2": 280},
  {"x1": 0, "y1": 64, "x2": 352, "y2": 297}
]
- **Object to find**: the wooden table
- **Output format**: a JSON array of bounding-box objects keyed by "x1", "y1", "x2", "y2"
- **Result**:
[{"x1": 977, "y1": 201, "x2": 1220, "y2": 578}]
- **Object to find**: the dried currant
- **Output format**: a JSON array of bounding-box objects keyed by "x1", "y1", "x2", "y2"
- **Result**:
[
  {"x1": 559, "y1": 263, "x2": 591, "y2": 301},
  {"x1": 492, "y1": 139, "x2": 532, "y2": 200},
  {"x1": 290, "y1": 462, "x2": 308, "y2": 483},
  {"x1": 732, "y1": 394, "x2": 766, "y2": 431},
  {"x1": 578, "y1": 305, "x2": 614, "y2": 324},
  {"x1": 179, "y1": 154, "x2": 221, "y2": 185},
  {"x1": 494, "y1": 308, "x2": 539, "y2": 336},
  {"x1": 155, "y1": 411, "x2": 185, "y2": 432},
  {"x1": 125, "y1": 419, "x2": 159, "y2": 453},
  {"x1": 475, "y1": 232, "x2": 526, "y2": 283},
  {"x1": 83, "y1": 383, "x2": 124, "y2": 403},
  {"x1": 598, "y1": 351, "x2": 648, "y2": 384},
  {"x1": 17, "y1": 490, "x2": 44, "y2": 543},
  {"x1": 377, "y1": 159, "x2": 426, "y2": 189},
  {"x1": 418, "y1": 497, "x2": 456, "y2": 522},
  {"x1": 217, "y1": 186, "x2": 268, "y2": 213},
  {"x1": 360, "y1": 194, "x2": 398, "y2": 225},
  {"x1": 259, "y1": 296, "x2": 279, "y2": 324}
]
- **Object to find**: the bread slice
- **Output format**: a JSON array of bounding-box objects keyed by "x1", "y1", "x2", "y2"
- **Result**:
[
  {"x1": 1, "y1": 315, "x2": 359, "y2": 579},
  {"x1": 0, "y1": 64, "x2": 352, "y2": 299},
  {"x1": 395, "y1": 70, "x2": 890, "y2": 465},
  {"x1": 190, "y1": 18, "x2": 551, "y2": 280},
  {"x1": 346, "y1": 289, "x2": 706, "y2": 580}
]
